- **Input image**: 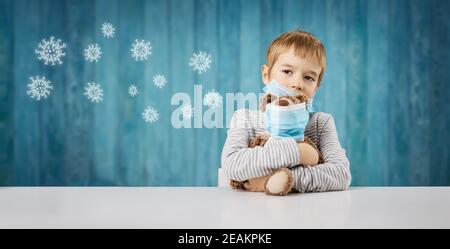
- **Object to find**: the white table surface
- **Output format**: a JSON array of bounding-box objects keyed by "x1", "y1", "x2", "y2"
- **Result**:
[{"x1": 0, "y1": 187, "x2": 449, "y2": 228}]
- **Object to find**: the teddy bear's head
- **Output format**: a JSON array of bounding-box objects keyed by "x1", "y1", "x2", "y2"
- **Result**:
[{"x1": 259, "y1": 93, "x2": 309, "y2": 112}]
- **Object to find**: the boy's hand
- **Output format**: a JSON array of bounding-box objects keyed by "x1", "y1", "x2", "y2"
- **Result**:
[{"x1": 298, "y1": 142, "x2": 320, "y2": 166}]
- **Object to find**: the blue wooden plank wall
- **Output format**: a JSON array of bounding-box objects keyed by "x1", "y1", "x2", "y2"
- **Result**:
[{"x1": 0, "y1": 0, "x2": 449, "y2": 186}]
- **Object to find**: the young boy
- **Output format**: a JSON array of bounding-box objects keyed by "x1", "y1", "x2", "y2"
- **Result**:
[{"x1": 221, "y1": 30, "x2": 351, "y2": 195}]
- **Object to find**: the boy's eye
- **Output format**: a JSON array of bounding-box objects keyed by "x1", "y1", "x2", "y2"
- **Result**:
[
  {"x1": 304, "y1": 75, "x2": 315, "y2": 82},
  {"x1": 282, "y1": 69, "x2": 293, "y2": 75}
]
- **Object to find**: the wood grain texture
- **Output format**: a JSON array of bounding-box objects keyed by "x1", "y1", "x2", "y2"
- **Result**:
[{"x1": 0, "y1": 0, "x2": 449, "y2": 186}]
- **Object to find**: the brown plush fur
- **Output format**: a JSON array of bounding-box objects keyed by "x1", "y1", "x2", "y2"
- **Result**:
[
  {"x1": 264, "y1": 168, "x2": 295, "y2": 196},
  {"x1": 230, "y1": 94, "x2": 324, "y2": 192}
]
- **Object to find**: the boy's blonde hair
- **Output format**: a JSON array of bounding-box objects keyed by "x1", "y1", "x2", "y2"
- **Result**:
[{"x1": 266, "y1": 30, "x2": 326, "y2": 86}]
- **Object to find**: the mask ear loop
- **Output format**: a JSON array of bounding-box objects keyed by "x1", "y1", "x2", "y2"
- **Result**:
[
  {"x1": 307, "y1": 88, "x2": 318, "y2": 113},
  {"x1": 316, "y1": 113, "x2": 320, "y2": 152},
  {"x1": 311, "y1": 88, "x2": 320, "y2": 152}
]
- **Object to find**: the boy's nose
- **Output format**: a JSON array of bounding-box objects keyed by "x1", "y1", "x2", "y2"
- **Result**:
[{"x1": 291, "y1": 81, "x2": 304, "y2": 91}]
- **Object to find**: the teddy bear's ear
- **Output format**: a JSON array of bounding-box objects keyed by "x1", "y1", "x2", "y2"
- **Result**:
[
  {"x1": 266, "y1": 93, "x2": 276, "y2": 104},
  {"x1": 259, "y1": 93, "x2": 277, "y2": 111},
  {"x1": 294, "y1": 95, "x2": 308, "y2": 104}
]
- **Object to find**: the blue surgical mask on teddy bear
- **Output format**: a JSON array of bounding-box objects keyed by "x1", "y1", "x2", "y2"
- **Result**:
[
  {"x1": 264, "y1": 102, "x2": 309, "y2": 141},
  {"x1": 263, "y1": 79, "x2": 315, "y2": 113}
]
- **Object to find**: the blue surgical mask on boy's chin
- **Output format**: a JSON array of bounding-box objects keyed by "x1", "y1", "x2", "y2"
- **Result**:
[
  {"x1": 306, "y1": 97, "x2": 315, "y2": 113},
  {"x1": 264, "y1": 103, "x2": 310, "y2": 142},
  {"x1": 307, "y1": 88, "x2": 318, "y2": 112},
  {"x1": 262, "y1": 79, "x2": 298, "y2": 97}
]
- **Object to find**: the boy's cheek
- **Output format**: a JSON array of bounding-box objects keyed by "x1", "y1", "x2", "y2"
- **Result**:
[
  {"x1": 268, "y1": 73, "x2": 284, "y2": 85},
  {"x1": 276, "y1": 78, "x2": 291, "y2": 88}
]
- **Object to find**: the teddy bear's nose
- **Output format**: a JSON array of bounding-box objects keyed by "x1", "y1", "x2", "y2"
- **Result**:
[{"x1": 277, "y1": 98, "x2": 291, "y2": 106}]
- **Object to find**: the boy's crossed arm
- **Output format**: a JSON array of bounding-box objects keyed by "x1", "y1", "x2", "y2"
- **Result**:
[
  {"x1": 221, "y1": 110, "x2": 351, "y2": 192},
  {"x1": 221, "y1": 109, "x2": 314, "y2": 181},
  {"x1": 292, "y1": 115, "x2": 351, "y2": 192}
]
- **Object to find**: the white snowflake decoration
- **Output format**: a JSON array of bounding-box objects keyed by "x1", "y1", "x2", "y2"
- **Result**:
[
  {"x1": 131, "y1": 39, "x2": 152, "y2": 61},
  {"x1": 84, "y1": 82, "x2": 103, "y2": 103},
  {"x1": 27, "y1": 76, "x2": 53, "y2": 101},
  {"x1": 142, "y1": 106, "x2": 159, "y2": 123},
  {"x1": 181, "y1": 104, "x2": 194, "y2": 121},
  {"x1": 189, "y1": 51, "x2": 212, "y2": 74},
  {"x1": 84, "y1": 43, "x2": 102, "y2": 63},
  {"x1": 128, "y1": 84, "x2": 139, "y2": 97},
  {"x1": 101, "y1": 22, "x2": 115, "y2": 38},
  {"x1": 153, "y1": 74, "x2": 167, "y2": 88},
  {"x1": 203, "y1": 90, "x2": 222, "y2": 108},
  {"x1": 35, "y1": 36, "x2": 67, "y2": 66}
]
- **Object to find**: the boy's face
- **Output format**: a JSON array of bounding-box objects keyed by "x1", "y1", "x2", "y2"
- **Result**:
[{"x1": 261, "y1": 48, "x2": 321, "y2": 98}]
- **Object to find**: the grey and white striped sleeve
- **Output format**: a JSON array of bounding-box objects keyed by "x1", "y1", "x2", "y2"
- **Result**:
[
  {"x1": 221, "y1": 109, "x2": 301, "y2": 182},
  {"x1": 292, "y1": 115, "x2": 352, "y2": 192}
]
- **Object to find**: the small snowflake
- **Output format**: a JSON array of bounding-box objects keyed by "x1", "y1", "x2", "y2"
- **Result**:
[
  {"x1": 131, "y1": 39, "x2": 152, "y2": 61},
  {"x1": 84, "y1": 43, "x2": 102, "y2": 63},
  {"x1": 142, "y1": 106, "x2": 159, "y2": 123},
  {"x1": 128, "y1": 84, "x2": 139, "y2": 97},
  {"x1": 84, "y1": 82, "x2": 103, "y2": 103},
  {"x1": 153, "y1": 74, "x2": 167, "y2": 88},
  {"x1": 35, "y1": 36, "x2": 67, "y2": 66},
  {"x1": 203, "y1": 90, "x2": 222, "y2": 108},
  {"x1": 181, "y1": 104, "x2": 194, "y2": 121},
  {"x1": 27, "y1": 76, "x2": 53, "y2": 101},
  {"x1": 101, "y1": 22, "x2": 115, "y2": 38},
  {"x1": 189, "y1": 51, "x2": 212, "y2": 74}
]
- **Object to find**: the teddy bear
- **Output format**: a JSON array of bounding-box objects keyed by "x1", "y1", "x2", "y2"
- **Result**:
[{"x1": 230, "y1": 93, "x2": 324, "y2": 195}]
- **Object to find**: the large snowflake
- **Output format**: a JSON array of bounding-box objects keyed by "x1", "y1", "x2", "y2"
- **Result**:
[
  {"x1": 84, "y1": 43, "x2": 102, "y2": 63},
  {"x1": 84, "y1": 82, "x2": 103, "y2": 103},
  {"x1": 189, "y1": 51, "x2": 212, "y2": 74},
  {"x1": 203, "y1": 90, "x2": 222, "y2": 108},
  {"x1": 101, "y1": 22, "x2": 115, "y2": 38},
  {"x1": 131, "y1": 39, "x2": 152, "y2": 61},
  {"x1": 181, "y1": 104, "x2": 194, "y2": 121},
  {"x1": 27, "y1": 76, "x2": 53, "y2": 101},
  {"x1": 142, "y1": 106, "x2": 159, "y2": 123},
  {"x1": 128, "y1": 84, "x2": 139, "y2": 97},
  {"x1": 153, "y1": 74, "x2": 167, "y2": 88},
  {"x1": 35, "y1": 36, "x2": 67, "y2": 66}
]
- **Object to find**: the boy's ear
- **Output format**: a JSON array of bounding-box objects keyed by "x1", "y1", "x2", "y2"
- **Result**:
[{"x1": 261, "y1": 65, "x2": 270, "y2": 85}]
